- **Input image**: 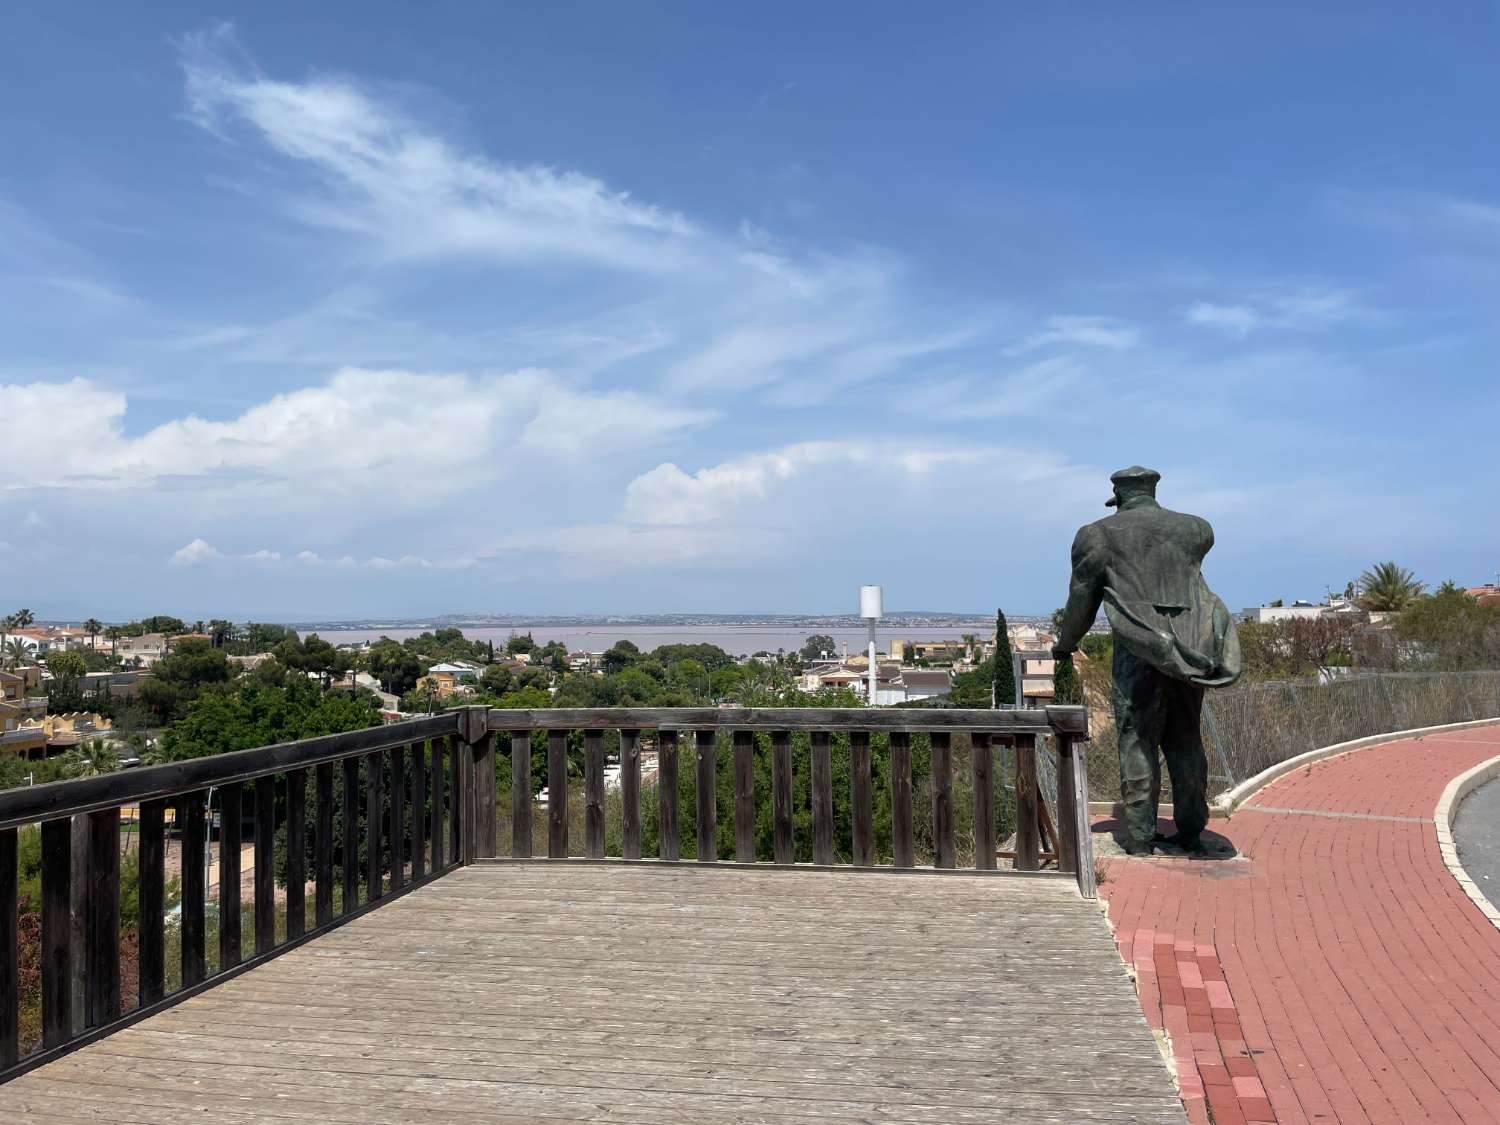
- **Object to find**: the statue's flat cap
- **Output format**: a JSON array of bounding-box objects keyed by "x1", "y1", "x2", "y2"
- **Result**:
[{"x1": 1109, "y1": 466, "x2": 1161, "y2": 487}]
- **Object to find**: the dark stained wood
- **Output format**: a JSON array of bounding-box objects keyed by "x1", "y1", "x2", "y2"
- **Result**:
[
  {"x1": 474, "y1": 734, "x2": 496, "y2": 860},
  {"x1": 390, "y1": 748, "x2": 406, "y2": 889},
  {"x1": 1055, "y1": 736, "x2": 1079, "y2": 876},
  {"x1": 69, "y1": 816, "x2": 84, "y2": 1035},
  {"x1": 410, "y1": 745, "x2": 427, "y2": 878},
  {"x1": 509, "y1": 733, "x2": 530, "y2": 859},
  {"x1": 218, "y1": 783, "x2": 243, "y2": 971},
  {"x1": 136, "y1": 800, "x2": 166, "y2": 1007},
  {"x1": 342, "y1": 757, "x2": 360, "y2": 912},
  {"x1": 0, "y1": 827, "x2": 14, "y2": 1066},
  {"x1": 0, "y1": 714, "x2": 461, "y2": 832},
  {"x1": 810, "y1": 731, "x2": 834, "y2": 866},
  {"x1": 179, "y1": 791, "x2": 206, "y2": 988},
  {"x1": 1037, "y1": 783, "x2": 1058, "y2": 862},
  {"x1": 657, "y1": 731, "x2": 679, "y2": 862},
  {"x1": 1015, "y1": 733, "x2": 1039, "y2": 872},
  {"x1": 732, "y1": 729, "x2": 755, "y2": 863},
  {"x1": 547, "y1": 731, "x2": 568, "y2": 858},
  {"x1": 253, "y1": 776, "x2": 275, "y2": 957},
  {"x1": 971, "y1": 734, "x2": 997, "y2": 872},
  {"x1": 40, "y1": 817, "x2": 72, "y2": 1049},
  {"x1": 1070, "y1": 737, "x2": 1097, "y2": 899},
  {"x1": 931, "y1": 732, "x2": 955, "y2": 869},
  {"x1": 772, "y1": 731, "x2": 794, "y2": 865},
  {"x1": 366, "y1": 751, "x2": 384, "y2": 901},
  {"x1": 620, "y1": 729, "x2": 641, "y2": 860},
  {"x1": 695, "y1": 730, "x2": 716, "y2": 863},
  {"x1": 585, "y1": 730, "x2": 606, "y2": 860},
  {"x1": 85, "y1": 808, "x2": 121, "y2": 1028},
  {"x1": 429, "y1": 738, "x2": 445, "y2": 872},
  {"x1": 447, "y1": 736, "x2": 462, "y2": 865},
  {"x1": 487, "y1": 705, "x2": 1088, "y2": 738},
  {"x1": 890, "y1": 732, "x2": 914, "y2": 869},
  {"x1": 314, "y1": 764, "x2": 333, "y2": 927},
  {"x1": 285, "y1": 769, "x2": 306, "y2": 941},
  {"x1": 851, "y1": 732, "x2": 874, "y2": 867}
]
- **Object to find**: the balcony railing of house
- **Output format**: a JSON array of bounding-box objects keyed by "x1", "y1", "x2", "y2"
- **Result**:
[{"x1": 0, "y1": 704, "x2": 1089, "y2": 1082}]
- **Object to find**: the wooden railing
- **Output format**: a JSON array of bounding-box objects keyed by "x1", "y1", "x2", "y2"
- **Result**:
[{"x1": 0, "y1": 704, "x2": 1089, "y2": 1082}]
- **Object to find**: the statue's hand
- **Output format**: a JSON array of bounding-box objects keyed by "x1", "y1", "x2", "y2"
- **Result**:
[{"x1": 1050, "y1": 644, "x2": 1071, "y2": 660}]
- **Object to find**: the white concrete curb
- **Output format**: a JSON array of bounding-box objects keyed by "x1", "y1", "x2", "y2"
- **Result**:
[
  {"x1": 1435, "y1": 752, "x2": 1500, "y2": 934},
  {"x1": 1213, "y1": 717, "x2": 1500, "y2": 814}
]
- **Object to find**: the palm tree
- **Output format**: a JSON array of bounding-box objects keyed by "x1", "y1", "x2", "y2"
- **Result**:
[
  {"x1": 2, "y1": 638, "x2": 28, "y2": 669},
  {"x1": 1357, "y1": 561, "x2": 1425, "y2": 612},
  {"x1": 12, "y1": 608, "x2": 35, "y2": 628},
  {"x1": 208, "y1": 619, "x2": 234, "y2": 649},
  {"x1": 193, "y1": 620, "x2": 205, "y2": 636},
  {"x1": 104, "y1": 626, "x2": 122, "y2": 658},
  {"x1": 62, "y1": 739, "x2": 121, "y2": 779},
  {"x1": 83, "y1": 618, "x2": 103, "y2": 650}
]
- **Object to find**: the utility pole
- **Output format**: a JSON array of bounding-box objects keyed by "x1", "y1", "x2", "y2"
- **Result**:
[{"x1": 860, "y1": 586, "x2": 882, "y2": 705}]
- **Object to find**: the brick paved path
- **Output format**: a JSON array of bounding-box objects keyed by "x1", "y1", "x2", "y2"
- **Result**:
[{"x1": 1098, "y1": 725, "x2": 1500, "y2": 1124}]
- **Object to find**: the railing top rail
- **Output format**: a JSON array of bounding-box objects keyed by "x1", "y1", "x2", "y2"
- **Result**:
[
  {"x1": 484, "y1": 705, "x2": 1089, "y2": 736},
  {"x1": 0, "y1": 712, "x2": 460, "y2": 831}
]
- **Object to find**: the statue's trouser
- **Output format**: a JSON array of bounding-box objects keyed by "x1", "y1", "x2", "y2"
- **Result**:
[{"x1": 1112, "y1": 644, "x2": 1209, "y2": 849}]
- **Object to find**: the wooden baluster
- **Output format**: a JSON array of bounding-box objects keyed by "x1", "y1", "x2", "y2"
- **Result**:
[
  {"x1": 390, "y1": 747, "x2": 406, "y2": 887},
  {"x1": 890, "y1": 732, "x2": 914, "y2": 869},
  {"x1": 658, "y1": 731, "x2": 680, "y2": 861},
  {"x1": 509, "y1": 733, "x2": 530, "y2": 859},
  {"x1": 810, "y1": 731, "x2": 834, "y2": 866},
  {"x1": 1069, "y1": 735, "x2": 1096, "y2": 899},
  {"x1": 0, "y1": 826, "x2": 15, "y2": 1066},
  {"x1": 285, "y1": 769, "x2": 306, "y2": 940},
  {"x1": 1015, "y1": 733, "x2": 1040, "y2": 871},
  {"x1": 620, "y1": 729, "x2": 641, "y2": 860},
  {"x1": 180, "y1": 791, "x2": 206, "y2": 988},
  {"x1": 695, "y1": 730, "x2": 716, "y2": 863},
  {"x1": 474, "y1": 732, "x2": 496, "y2": 860},
  {"x1": 586, "y1": 729, "x2": 606, "y2": 860},
  {"x1": 931, "y1": 732, "x2": 955, "y2": 869},
  {"x1": 971, "y1": 734, "x2": 997, "y2": 871},
  {"x1": 411, "y1": 743, "x2": 427, "y2": 877},
  {"x1": 137, "y1": 799, "x2": 166, "y2": 1007},
  {"x1": 41, "y1": 817, "x2": 72, "y2": 1048},
  {"x1": 219, "y1": 783, "x2": 243, "y2": 970},
  {"x1": 429, "y1": 738, "x2": 445, "y2": 871},
  {"x1": 366, "y1": 751, "x2": 385, "y2": 900},
  {"x1": 342, "y1": 757, "x2": 360, "y2": 911},
  {"x1": 851, "y1": 731, "x2": 874, "y2": 867},
  {"x1": 772, "y1": 731, "x2": 794, "y2": 865},
  {"x1": 86, "y1": 808, "x2": 121, "y2": 1026},
  {"x1": 732, "y1": 729, "x2": 755, "y2": 863},
  {"x1": 315, "y1": 764, "x2": 334, "y2": 927},
  {"x1": 447, "y1": 735, "x2": 462, "y2": 864},
  {"x1": 1055, "y1": 735, "x2": 1079, "y2": 875},
  {"x1": 546, "y1": 730, "x2": 568, "y2": 858},
  {"x1": 254, "y1": 777, "x2": 275, "y2": 957}
]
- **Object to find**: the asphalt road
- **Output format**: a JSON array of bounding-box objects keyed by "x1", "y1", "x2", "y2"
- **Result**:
[{"x1": 1454, "y1": 774, "x2": 1500, "y2": 911}]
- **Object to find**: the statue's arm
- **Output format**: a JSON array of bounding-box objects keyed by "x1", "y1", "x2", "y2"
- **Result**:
[{"x1": 1052, "y1": 525, "x2": 1105, "y2": 657}]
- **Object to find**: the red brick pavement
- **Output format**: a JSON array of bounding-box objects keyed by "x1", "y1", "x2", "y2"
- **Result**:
[{"x1": 1098, "y1": 727, "x2": 1500, "y2": 1124}]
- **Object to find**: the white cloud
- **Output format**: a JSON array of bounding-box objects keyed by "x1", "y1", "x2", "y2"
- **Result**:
[
  {"x1": 1186, "y1": 290, "x2": 1360, "y2": 338},
  {"x1": 296, "y1": 550, "x2": 323, "y2": 563},
  {"x1": 245, "y1": 549, "x2": 282, "y2": 562},
  {"x1": 172, "y1": 538, "x2": 222, "y2": 566},
  {"x1": 1006, "y1": 315, "x2": 1139, "y2": 356},
  {"x1": 1186, "y1": 302, "x2": 1260, "y2": 338}
]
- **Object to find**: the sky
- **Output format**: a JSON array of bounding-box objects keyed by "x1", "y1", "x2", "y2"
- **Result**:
[{"x1": 2, "y1": 2, "x2": 1498, "y2": 621}]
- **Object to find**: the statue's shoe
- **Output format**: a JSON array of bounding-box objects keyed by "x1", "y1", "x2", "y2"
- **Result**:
[{"x1": 1124, "y1": 839, "x2": 1155, "y2": 856}]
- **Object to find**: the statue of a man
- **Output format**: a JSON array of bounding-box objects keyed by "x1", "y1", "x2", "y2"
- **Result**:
[{"x1": 1052, "y1": 467, "x2": 1241, "y2": 855}]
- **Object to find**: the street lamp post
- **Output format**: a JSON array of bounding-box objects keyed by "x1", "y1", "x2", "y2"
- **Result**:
[{"x1": 859, "y1": 585, "x2": 882, "y2": 706}]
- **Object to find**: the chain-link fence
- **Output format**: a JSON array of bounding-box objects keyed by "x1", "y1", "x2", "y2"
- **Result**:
[{"x1": 1082, "y1": 670, "x2": 1500, "y2": 802}]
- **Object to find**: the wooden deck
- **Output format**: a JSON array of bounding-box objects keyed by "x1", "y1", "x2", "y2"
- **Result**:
[{"x1": 5, "y1": 864, "x2": 1184, "y2": 1124}]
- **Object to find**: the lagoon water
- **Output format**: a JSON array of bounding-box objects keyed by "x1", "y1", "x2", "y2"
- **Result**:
[{"x1": 310, "y1": 624, "x2": 991, "y2": 658}]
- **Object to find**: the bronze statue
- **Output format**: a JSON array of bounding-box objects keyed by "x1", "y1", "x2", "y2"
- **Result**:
[{"x1": 1052, "y1": 467, "x2": 1241, "y2": 854}]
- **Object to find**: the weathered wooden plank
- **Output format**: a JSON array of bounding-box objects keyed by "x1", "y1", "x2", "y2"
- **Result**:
[
  {"x1": 547, "y1": 730, "x2": 568, "y2": 859},
  {"x1": 341, "y1": 757, "x2": 360, "y2": 912},
  {"x1": 486, "y1": 706, "x2": 1088, "y2": 737},
  {"x1": 40, "y1": 817, "x2": 72, "y2": 1049},
  {"x1": 366, "y1": 751, "x2": 384, "y2": 901},
  {"x1": 508, "y1": 734, "x2": 529, "y2": 860},
  {"x1": 1071, "y1": 737, "x2": 1097, "y2": 900},
  {"x1": 219, "y1": 783, "x2": 243, "y2": 971},
  {"x1": 314, "y1": 764, "x2": 334, "y2": 927},
  {"x1": 254, "y1": 776, "x2": 276, "y2": 957},
  {"x1": 0, "y1": 714, "x2": 461, "y2": 832},
  {"x1": 286, "y1": 769, "x2": 306, "y2": 940},
  {"x1": 971, "y1": 734, "x2": 996, "y2": 872},
  {"x1": 850, "y1": 732, "x2": 873, "y2": 867},
  {"x1": 447, "y1": 736, "x2": 462, "y2": 867},
  {"x1": 889, "y1": 733, "x2": 914, "y2": 869},
  {"x1": 179, "y1": 791, "x2": 206, "y2": 988},
  {"x1": 429, "y1": 739, "x2": 445, "y2": 872},
  {"x1": 1015, "y1": 734, "x2": 1039, "y2": 872},
  {"x1": 657, "y1": 731, "x2": 679, "y2": 862},
  {"x1": 931, "y1": 732, "x2": 954, "y2": 870},
  {"x1": 1055, "y1": 738, "x2": 1078, "y2": 876},
  {"x1": 772, "y1": 731, "x2": 794, "y2": 865},
  {"x1": 390, "y1": 747, "x2": 406, "y2": 888},
  {"x1": 409, "y1": 745, "x2": 427, "y2": 878},
  {"x1": 810, "y1": 732, "x2": 834, "y2": 866},
  {"x1": 0, "y1": 827, "x2": 15, "y2": 1066},
  {"x1": 585, "y1": 730, "x2": 606, "y2": 860},
  {"x1": 473, "y1": 734, "x2": 496, "y2": 861},
  {"x1": 620, "y1": 730, "x2": 641, "y2": 861},
  {"x1": 136, "y1": 799, "x2": 166, "y2": 1007},
  {"x1": 695, "y1": 731, "x2": 716, "y2": 863},
  {"x1": 732, "y1": 730, "x2": 754, "y2": 863},
  {"x1": 69, "y1": 816, "x2": 84, "y2": 1034},
  {"x1": 85, "y1": 808, "x2": 121, "y2": 1028}
]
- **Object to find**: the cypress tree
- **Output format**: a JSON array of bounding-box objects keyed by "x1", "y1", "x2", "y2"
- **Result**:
[
  {"x1": 1053, "y1": 654, "x2": 1084, "y2": 705},
  {"x1": 992, "y1": 609, "x2": 1016, "y2": 707}
]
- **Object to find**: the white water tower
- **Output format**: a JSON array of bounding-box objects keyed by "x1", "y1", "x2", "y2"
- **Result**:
[{"x1": 859, "y1": 585, "x2": 882, "y2": 705}]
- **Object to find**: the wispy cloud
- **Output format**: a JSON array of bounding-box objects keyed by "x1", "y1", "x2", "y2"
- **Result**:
[
  {"x1": 1005, "y1": 315, "x2": 1139, "y2": 356},
  {"x1": 1185, "y1": 288, "x2": 1363, "y2": 337}
]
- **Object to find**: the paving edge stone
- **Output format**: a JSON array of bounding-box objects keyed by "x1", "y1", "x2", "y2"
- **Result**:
[{"x1": 1435, "y1": 750, "x2": 1500, "y2": 934}]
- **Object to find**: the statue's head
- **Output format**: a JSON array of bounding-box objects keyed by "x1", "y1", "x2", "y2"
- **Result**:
[{"x1": 1106, "y1": 465, "x2": 1161, "y2": 509}]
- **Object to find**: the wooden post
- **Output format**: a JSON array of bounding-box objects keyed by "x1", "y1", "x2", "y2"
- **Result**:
[
  {"x1": 253, "y1": 776, "x2": 275, "y2": 957},
  {"x1": 732, "y1": 729, "x2": 755, "y2": 862},
  {"x1": 0, "y1": 827, "x2": 15, "y2": 1067},
  {"x1": 315, "y1": 764, "x2": 334, "y2": 926},
  {"x1": 810, "y1": 731, "x2": 834, "y2": 866},
  {"x1": 772, "y1": 731, "x2": 794, "y2": 865},
  {"x1": 460, "y1": 708, "x2": 493, "y2": 862},
  {"x1": 40, "y1": 817, "x2": 72, "y2": 1049},
  {"x1": 1071, "y1": 736, "x2": 1097, "y2": 899},
  {"x1": 447, "y1": 735, "x2": 462, "y2": 866},
  {"x1": 137, "y1": 799, "x2": 166, "y2": 1007},
  {"x1": 429, "y1": 739, "x2": 445, "y2": 871},
  {"x1": 85, "y1": 808, "x2": 121, "y2": 1028},
  {"x1": 410, "y1": 744, "x2": 427, "y2": 877},
  {"x1": 219, "y1": 783, "x2": 243, "y2": 970},
  {"x1": 180, "y1": 791, "x2": 206, "y2": 988},
  {"x1": 620, "y1": 729, "x2": 641, "y2": 860},
  {"x1": 285, "y1": 769, "x2": 306, "y2": 940},
  {"x1": 1055, "y1": 735, "x2": 1079, "y2": 876},
  {"x1": 342, "y1": 757, "x2": 360, "y2": 911},
  {"x1": 510, "y1": 733, "x2": 530, "y2": 859},
  {"x1": 365, "y1": 751, "x2": 384, "y2": 901},
  {"x1": 658, "y1": 730, "x2": 679, "y2": 861},
  {"x1": 695, "y1": 730, "x2": 716, "y2": 863},
  {"x1": 547, "y1": 730, "x2": 568, "y2": 858},
  {"x1": 586, "y1": 729, "x2": 606, "y2": 860},
  {"x1": 890, "y1": 732, "x2": 914, "y2": 868},
  {"x1": 851, "y1": 732, "x2": 874, "y2": 867},
  {"x1": 972, "y1": 733, "x2": 996, "y2": 871},
  {"x1": 1015, "y1": 733, "x2": 1039, "y2": 871},
  {"x1": 931, "y1": 732, "x2": 954, "y2": 869},
  {"x1": 390, "y1": 747, "x2": 406, "y2": 888}
]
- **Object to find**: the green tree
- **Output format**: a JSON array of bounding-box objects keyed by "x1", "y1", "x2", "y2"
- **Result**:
[
  {"x1": 59, "y1": 739, "x2": 122, "y2": 778},
  {"x1": 1396, "y1": 586, "x2": 1500, "y2": 670},
  {"x1": 505, "y1": 633, "x2": 538, "y2": 656},
  {"x1": 480, "y1": 663, "x2": 513, "y2": 696},
  {"x1": 83, "y1": 618, "x2": 103, "y2": 650},
  {"x1": 45, "y1": 650, "x2": 87, "y2": 687},
  {"x1": 1357, "y1": 561, "x2": 1425, "y2": 612},
  {"x1": 368, "y1": 638, "x2": 421, "y2": 695},
  {"x1": 208, "y1": 619, "x2": 235, "y2": 648},
  {"x1": 11, "y1": 608, "x2": 35, "y2": 628},
  {"x1": 800, "y1": 634, "x2": 837, "y2": 661},
  {"x1": 601, "y1": 640, "x2": 640, "y2": 675},
  {"x1": 138, "y1": 638, "x2": 232, "y2": 721},
  {"x1": 139, "y1": 615, "x2": 186, "y2": 636},
  {"x1": 992, "y1": 610, "x2": 1016, "y2": 707},
  {"x1": 1052, "y1": 655, "x2": 1084, "y2": 705}
]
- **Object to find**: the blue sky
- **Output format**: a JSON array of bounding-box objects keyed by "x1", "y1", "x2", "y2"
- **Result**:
[{"x1": 3, "y1": 3, "x2": 1497, "y2": 620}]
